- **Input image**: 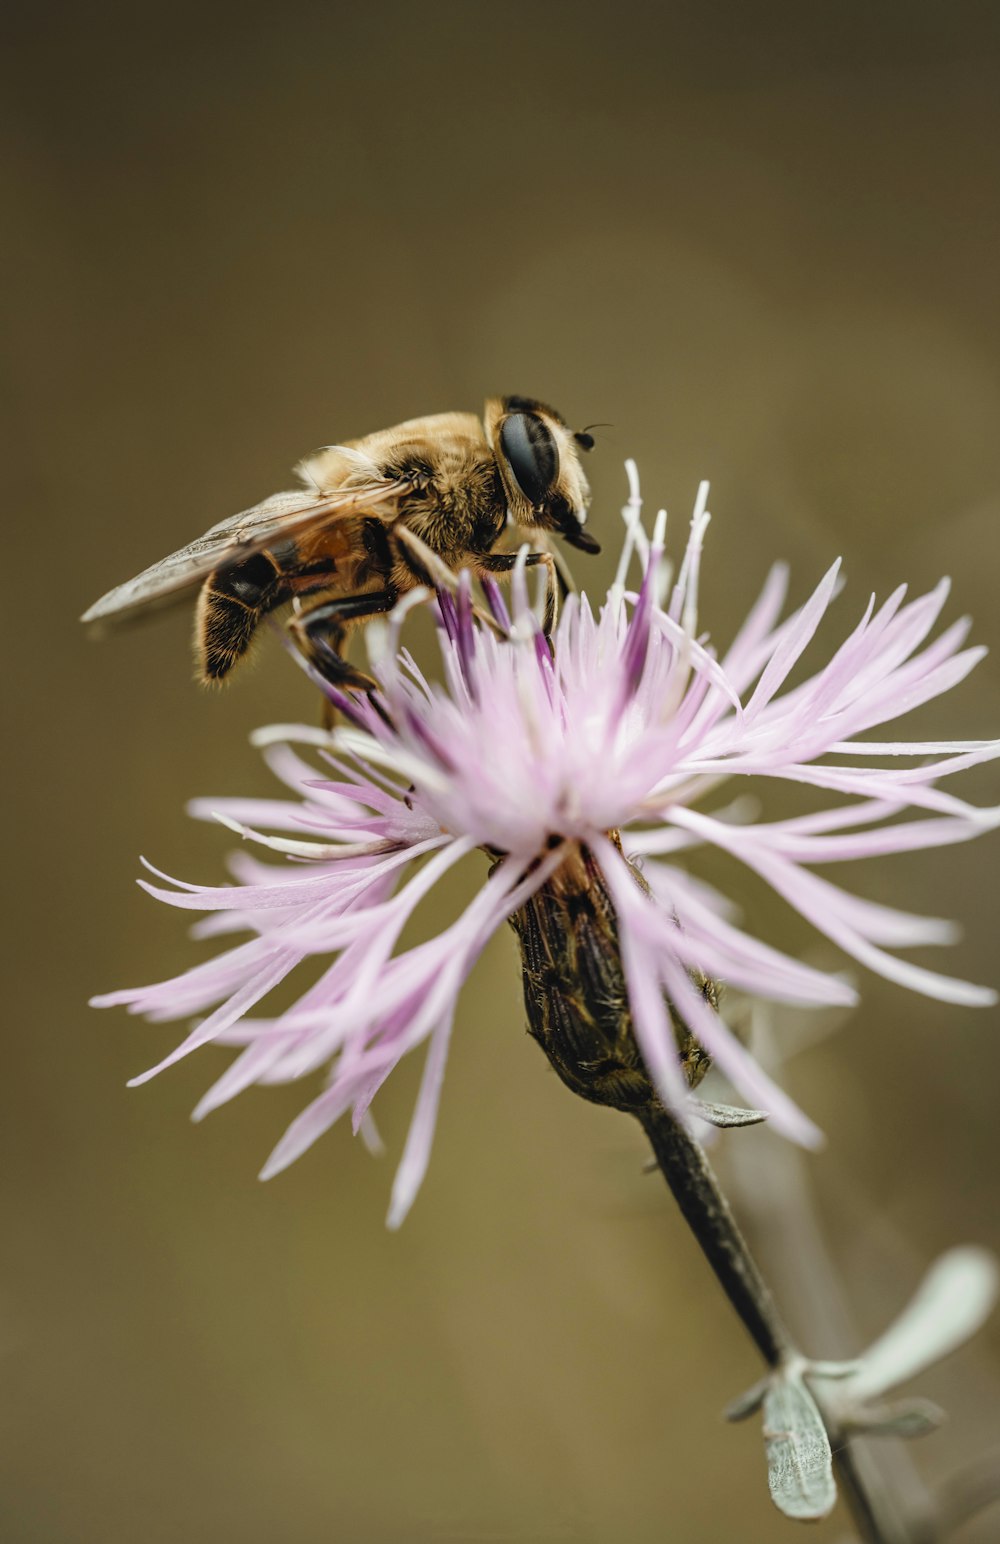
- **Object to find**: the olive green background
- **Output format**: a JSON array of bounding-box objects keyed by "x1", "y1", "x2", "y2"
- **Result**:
[{"x1": 6, "y1": 4, "x2": 1000, "y2": 1541}]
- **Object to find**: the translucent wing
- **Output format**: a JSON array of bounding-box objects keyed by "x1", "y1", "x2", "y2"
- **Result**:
[{"x1": 81, "y1": 480, "x2": 406, "y2": 628}]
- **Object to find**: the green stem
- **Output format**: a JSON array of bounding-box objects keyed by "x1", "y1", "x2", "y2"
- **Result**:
[
  {"x1": 638, "y1": 1107, "x2": 791, "y2": 1367},
  {"x1": 510, "y1": 843, "x2": 914, "y2": 1542},
  {"x1": 639, "y1": 1107, "x2": 916, "y2": 1544}
]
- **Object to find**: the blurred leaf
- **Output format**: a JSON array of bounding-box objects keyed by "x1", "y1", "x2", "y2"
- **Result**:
[
  {"x1": 845, "y1": 1397, "x2": 945, "y2": 1439},
  {"x1": 690, "y1": 1098, "x2": 768, "y2": 1128},
  {"x1": 933, "y1": 1448, "x2": 1000, "y2": 1537},
  {"x1": 724, "y1": 1376, "x2": 768, "y2": 1423},
  {"x1": 844, "y1": 1247, "x2": 999, "y2": 1405}
]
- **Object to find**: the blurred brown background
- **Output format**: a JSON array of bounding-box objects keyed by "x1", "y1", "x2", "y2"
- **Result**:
[{"x1": 5, "y1": 3, "x2": 1000, "y2": 1540}]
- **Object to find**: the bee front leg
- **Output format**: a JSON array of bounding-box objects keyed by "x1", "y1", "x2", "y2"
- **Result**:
[
  {"x1": 390, "y1": 527, "x2": 509, "y2": 637},
  {"x1": 523, "y1": 527, "x2": 576, "y2": 602},
  {"x1": 478, "y1": 549, "x2": 559, "y2": 636},
  {"x1": 289, "y1": 588, "x2": 397, "y2": 693}
]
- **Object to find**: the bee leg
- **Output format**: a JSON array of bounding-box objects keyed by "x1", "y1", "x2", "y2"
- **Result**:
[
  {"x1": 392, "y1": 525, "x2": 458, "y2": 593},
  {"x1": 523, "y1": 527, "x2": 577, "y2": 601},
  {"x1": 546, "y1": 540, "x2": 576, "y2": 601},
  {"x1": 391, "y1": 527, "x2": 508, "y2": 637},
  {"x1": 289, "y1": 588, "x2": 397, "y2": 692},
  {"x1": 478, "y1": 550, "x2": 559, "y2": 636}
]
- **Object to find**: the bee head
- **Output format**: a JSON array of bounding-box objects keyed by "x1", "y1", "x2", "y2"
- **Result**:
[{"x1": 485, "y1": 396, "x2": 599, "y2": 555}]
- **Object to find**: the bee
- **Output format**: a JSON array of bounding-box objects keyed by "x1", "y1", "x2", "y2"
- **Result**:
[{"x1": 81, "y1": 395, "x2": 599, "y2": 691}]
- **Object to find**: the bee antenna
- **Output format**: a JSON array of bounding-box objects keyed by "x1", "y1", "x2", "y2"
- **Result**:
[{"x1": 574, "y1": 422, "x2": 612, "y2": 452}]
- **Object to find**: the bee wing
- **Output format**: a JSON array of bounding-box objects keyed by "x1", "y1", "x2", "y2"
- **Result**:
[{"x1": 81, "y1": 480, "x2": 406, "y2": 628}]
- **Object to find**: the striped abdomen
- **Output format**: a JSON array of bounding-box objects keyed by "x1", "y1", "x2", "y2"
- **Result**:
[
  {"x1": 194, "y1": 515, "x2": 386, "y2": 682},
  {"x1": 196, "y1": 550, "x2": 289, "y2": 681}
]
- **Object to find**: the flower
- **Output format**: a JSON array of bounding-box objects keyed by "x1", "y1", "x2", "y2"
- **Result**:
[{"x1": 93, "y1": 467, "x2": 1000, "y2": 1225}]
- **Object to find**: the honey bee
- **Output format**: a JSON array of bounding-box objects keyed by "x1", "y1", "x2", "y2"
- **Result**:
[{"x1": 82, "y1": 395, "x2": 599, "y2": 690}]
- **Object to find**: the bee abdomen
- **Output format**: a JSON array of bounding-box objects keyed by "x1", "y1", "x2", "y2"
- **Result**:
[{"x1": 196, "y1": 552, "x2": 285, "y2": 681}]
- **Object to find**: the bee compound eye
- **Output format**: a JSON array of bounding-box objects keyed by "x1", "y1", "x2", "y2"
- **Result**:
[{"x1": 499, "y1": 413, "x2": 560, "y2": 506}]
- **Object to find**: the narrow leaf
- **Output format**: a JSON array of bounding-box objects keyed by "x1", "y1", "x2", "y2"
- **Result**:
[
  {"x1": 724, "y1": 1377, "x2": 768, "y2": 1422},
  {"x1": 846, "y1": 1397, "x2": 945, "y2": 1439},
  {"x1": 690, "y1": 1098, "x2": 769, "y2": 1129},
  {"x1": 762, "y1": 1375, "x2": 837, "y2": 1521},
  {"x1": 847, "y1": 1247, "x2": 999, "y2": 1404}
]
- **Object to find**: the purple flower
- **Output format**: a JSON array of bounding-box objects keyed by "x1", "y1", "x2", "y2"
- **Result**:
[{"x1": 93, "y1": 468, "x2": 1000, "y2": 1225}]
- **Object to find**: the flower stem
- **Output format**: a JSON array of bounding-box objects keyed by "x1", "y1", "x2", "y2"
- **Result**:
[
  {"x1": 639, "y1": 1107, "x2": 912, "y2": 1544},
  {"x1": 638, "y1": 1107, "x2": 791, "y2": 1367},
  {"x1": 832, "y1": 1443, "x2": 919, "y2": 1544},
  {"x1": 511, "y1": 844, "x2": 912, "y2": 1540}
]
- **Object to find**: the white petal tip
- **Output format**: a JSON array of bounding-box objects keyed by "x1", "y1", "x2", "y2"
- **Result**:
[
  {"x1": 945, "y1": 1244, "x2": 1000, "y2": 1284},
  {"x1": 776, "y1": 1112, "x2": 825, "y2": 1151},
  {"x1": 794, "y1": 1124, "x2": 826, "y2": 1153},
  {"x1": 386, "y1": 1184, "x2": 417, "y2": 1231},
  {"x1": 211, "y1": 811, "x2": 244, "y2": 836},
  {"x1": 250, "y1": 723, "x2": 334, "y2": 750},
  {"x1": 830, "y1": 979, "x2": 860, "y2": 1007}
]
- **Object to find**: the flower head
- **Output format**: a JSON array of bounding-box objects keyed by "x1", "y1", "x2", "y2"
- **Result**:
[{"x1": 94, "y1": 467, "x2": 1000, "y2": 1224}]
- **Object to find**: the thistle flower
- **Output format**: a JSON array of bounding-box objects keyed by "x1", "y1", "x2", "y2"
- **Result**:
[{"x1": 93, "y1": 469, "x2": 1000, "y2": 1225}]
